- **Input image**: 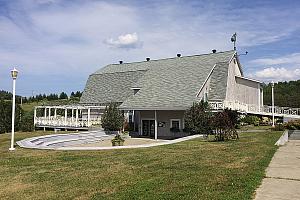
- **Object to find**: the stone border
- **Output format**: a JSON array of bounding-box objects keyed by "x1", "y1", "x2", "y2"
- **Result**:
[{"x1": 275, "y1": 130, "x2": 289, "y2": 146}]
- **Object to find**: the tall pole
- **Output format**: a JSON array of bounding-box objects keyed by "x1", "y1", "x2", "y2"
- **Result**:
[
  {"x1": 9, "y1": 68, "x2": 18, "y2": 151},
  {"x1": 154, "y1": 110, "x2": 158, "y2": 140},
  {"x1": 271, "y1": 81, "x2": 275, "y2": 127}
]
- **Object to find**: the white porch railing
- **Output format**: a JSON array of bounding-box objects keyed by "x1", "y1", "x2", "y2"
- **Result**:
[
  {"x1": 34, "y1": 105, "x2": 105, "y2": 128},
  {"x1": 209, "y1": 101, "x2": 300, "y2": 117},
  {"x1": 35, "y1": 117, "x2": 101, "y2": 128}
]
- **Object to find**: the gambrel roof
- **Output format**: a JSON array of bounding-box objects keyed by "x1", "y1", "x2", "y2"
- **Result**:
[{"x1": 80, "y1": 50, "x2": 236, "y2": 109}]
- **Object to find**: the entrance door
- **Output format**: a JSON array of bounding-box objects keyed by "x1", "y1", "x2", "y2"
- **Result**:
[{"x1": 142, "y1": 120, "x2": 155, "y2": 137}]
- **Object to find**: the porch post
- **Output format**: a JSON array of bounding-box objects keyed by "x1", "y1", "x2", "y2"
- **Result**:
[
  {"x1": 261, "y1": 89, "x2": 264, "y2": 108},
  {"x1": 54, "y1": 108, "x2": 57, "y2": 118},
  {"x1": 71, "y1": 109, "x2": 74, "y2": 122},
  {"x1": 133, "y1": 110, "x2": 135, "y2": 131},
  {"x1": 64, "y1": 108, "x2": 67, "y2": 125},
  {"x1": 44, "y1": 107, "x2": 47, "y2": 118},
  {"x1": 75, "y1": 109, "x2": 78, "y2": 127},
  {"x1": 87, "y1": 108, "x2": 91, "y2": 127},
  {"x1": 34, "y1": 107, "x2": 37, "y2": 126},
  {"x1": 43, "y1": 107, "x2": 47, "y2": 131},
  {"x1": 154, "y1": 110, "x2": 158, "y2": 140}
]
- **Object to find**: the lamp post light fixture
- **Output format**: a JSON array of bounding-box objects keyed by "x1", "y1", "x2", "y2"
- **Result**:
[
  {"x1": 9, "y1": 68, "x2": 18, "y2": 151},
  {"x1": 271, "y1": 81, "x2": 275, "y2": 128}
]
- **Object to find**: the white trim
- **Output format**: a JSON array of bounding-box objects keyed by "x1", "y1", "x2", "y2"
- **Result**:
[
  {"x1": 196, "y1": 64, "x2": 217, "y2": 97},
  {"x1": 131, "y1": 87, "x2": 141, "y2": 90},
  {"x1": 170, "y1": 119, "x2": 181, "y2": 129},
  {"x1": 228, "y1": 51, "x2": 236, "y2": 64},
  {"x1": 230, "y1": 52, "x2": 244, "y2": 76},
  {"x1": 235, "y1": 75, "x2": 262, "y2": 83}
]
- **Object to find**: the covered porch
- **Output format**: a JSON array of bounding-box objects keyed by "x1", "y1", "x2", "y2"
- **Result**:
[
  {"x1": 127, "y1": 109, "x2": 189, "y2": 140},
  {"x1": 34, "y1": 105, "x2": 106, "y2": 130}
]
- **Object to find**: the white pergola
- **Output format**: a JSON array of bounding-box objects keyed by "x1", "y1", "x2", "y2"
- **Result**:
[{"x1": 34, "y1": 105, "x2": 106, "y2": 129}]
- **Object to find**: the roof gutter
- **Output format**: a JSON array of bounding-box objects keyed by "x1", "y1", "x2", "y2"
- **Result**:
[{"x1": 235, "y1": 76, "x2": 262, "y2": 84}]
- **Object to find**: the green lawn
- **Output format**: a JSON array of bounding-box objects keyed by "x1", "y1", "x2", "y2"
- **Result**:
[
  {"x1": 21, "y1": 102, "x2": 38, "y2": 112},
  {"x1": 0, "y1": 130, "x2": 281, "y2": 200}
]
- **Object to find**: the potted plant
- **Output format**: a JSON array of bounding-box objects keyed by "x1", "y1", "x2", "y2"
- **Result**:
[{"x1": 111, "y1": 134, "x2": 125, "y2": 146}]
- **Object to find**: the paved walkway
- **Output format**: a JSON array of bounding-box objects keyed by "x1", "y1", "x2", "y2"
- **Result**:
[
  {"x1": 17, "y1": 130, "x2": 203, "y2": 150},
  {"x1": 254, "y1": 140, "x2": 300, "y2": 200}
]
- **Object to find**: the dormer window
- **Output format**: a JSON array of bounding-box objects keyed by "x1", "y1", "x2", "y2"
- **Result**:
[{"x1": 132, "y1": 87, "x2": 140, "y2": 95}]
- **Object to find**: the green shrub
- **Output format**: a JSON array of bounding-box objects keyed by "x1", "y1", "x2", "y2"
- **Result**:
[
  {"x1": 284, "y1": 119, "x2": 300, "y2": 130},
  {"x1": 184, "y1": 101, "x2": 212, "y2": 135},
  {"x1": 241, "y1": 115, "x2": 261, "y2": 125},
  {"x1": 0, "y1": 99, "x2": 22, "y2": 134},
  {"x1": 235, "y1": 124, "x2": 241, "y2": 129},
  {"x1": 182, "y1": 128, "x2": 190, "y2": 133},
  {"x1": 20, "y1": 110, "x2": 34, "y2": 132},
  {"x1": 101, "y1": 103, "x2": 124, "y2": 131},
  {"x1": 111, "y1": 134, "x2": 125, "y2": 146}
]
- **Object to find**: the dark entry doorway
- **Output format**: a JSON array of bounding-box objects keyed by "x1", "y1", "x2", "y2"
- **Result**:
[{"x1": 142, "y1": 120, "x2": 155, "y2": 137}]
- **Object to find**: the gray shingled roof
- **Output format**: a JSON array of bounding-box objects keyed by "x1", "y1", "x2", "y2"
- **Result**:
[
  {"x1": 209, "y1": 62, "x2": 229, "y2": 100},
  {"x1": 80, "y1": 70, "x2": 147, "y2": 104},
  {"x1": 80, "y1": 50, "x2": 235, "y2": 109}
]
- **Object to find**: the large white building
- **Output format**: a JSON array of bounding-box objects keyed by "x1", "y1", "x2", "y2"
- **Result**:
[{"x1": 34, "y1": 50, "x2": 300, "y2": 138}]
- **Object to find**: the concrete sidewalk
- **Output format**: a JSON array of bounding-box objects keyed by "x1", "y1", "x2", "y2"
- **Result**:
[{"x1": 254, "y1": 140, "x2": 300, "y2": 200}]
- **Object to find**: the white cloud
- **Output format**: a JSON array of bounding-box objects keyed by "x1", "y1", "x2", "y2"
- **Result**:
[
  {"x1": 104, "y1": 33, "x2": 142, "y2": 49},
  {"x1": 253, "y1": 67, "x2": 300, "y2": 82}
]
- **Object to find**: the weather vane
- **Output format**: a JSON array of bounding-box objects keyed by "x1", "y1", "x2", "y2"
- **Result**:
[{"x1": 231, "y1": 32, "x2": 237, "y2": 50}]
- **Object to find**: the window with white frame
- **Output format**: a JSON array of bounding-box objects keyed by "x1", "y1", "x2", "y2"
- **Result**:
[{"x1": 170, "y1": 119, "x2": 180, "y2": 129}]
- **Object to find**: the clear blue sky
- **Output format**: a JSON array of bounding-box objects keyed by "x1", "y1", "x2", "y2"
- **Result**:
[{"x1": 0, "y1": 0, "x2": 300, "y2": 96}]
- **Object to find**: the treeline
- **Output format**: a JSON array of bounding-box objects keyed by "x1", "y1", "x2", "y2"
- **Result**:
[
  {"x1": 0, "y1": 90, "x2": 82, "y2": 103},
  {"x1": 263, "y1": 80, "x2": 300, "y2": 108}
]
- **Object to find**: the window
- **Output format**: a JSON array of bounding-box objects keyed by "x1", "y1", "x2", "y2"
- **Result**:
[{"x1": 170, "y1": 119, "x2": 180, "y2": 129}]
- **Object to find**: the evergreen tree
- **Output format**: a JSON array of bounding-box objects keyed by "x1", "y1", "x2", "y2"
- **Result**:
[
  {"x1": 59, "y1": 92, "x2": 68, "y2": 99},
  {"x1": 184, "y1": 100, "x2": 212, "y2": 135},
  {"x1": 101, "y1": 103, "x2": 124, "y2": 131}
]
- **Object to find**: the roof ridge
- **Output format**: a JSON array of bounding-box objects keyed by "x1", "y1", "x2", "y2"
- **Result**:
[
  {"x1": 107, "y1": 50, "x2": 235, "y2": 66},
  {"x1": 93, "y1": 69, "x2": 148, "y2": 75}
]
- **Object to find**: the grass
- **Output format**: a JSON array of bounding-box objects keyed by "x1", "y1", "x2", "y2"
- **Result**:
[
  {"x1": 21, "y1": 102, "x2": 38, "y2": 112},
  {"x1": 21, "y1": 99, "x2": 80, "y2": 112},
  {"x1": 0, "y1": 130, "x2": 282, "y2": 200}
]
